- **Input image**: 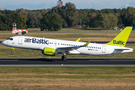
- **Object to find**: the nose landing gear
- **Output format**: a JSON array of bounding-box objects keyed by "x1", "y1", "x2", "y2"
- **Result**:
[{"x1": 11, "y1": 47, "x2": 15, "y2": 55}]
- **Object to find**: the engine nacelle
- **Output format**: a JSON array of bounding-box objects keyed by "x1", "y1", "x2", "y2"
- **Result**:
[{"x1": 42, "y1": 47, "x2": 57, "y2": 56}]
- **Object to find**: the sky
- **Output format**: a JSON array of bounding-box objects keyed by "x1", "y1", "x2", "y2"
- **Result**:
[{"x1": 0, "y1": 0, "x2": 135, "y2": 10}]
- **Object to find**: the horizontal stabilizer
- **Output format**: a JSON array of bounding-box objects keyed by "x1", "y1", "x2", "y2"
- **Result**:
[{"x1": 115, "y1": 49, "x2": 130, "y2": 51}]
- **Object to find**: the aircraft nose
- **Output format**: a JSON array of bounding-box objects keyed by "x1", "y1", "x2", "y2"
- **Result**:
[{"x1": 2, "y1": 41, "x2": 6, "y2": 45}]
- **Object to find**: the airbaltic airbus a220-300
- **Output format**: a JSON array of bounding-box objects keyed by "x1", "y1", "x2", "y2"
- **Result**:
[{"x1": 2, "y1": 27, "x2": 133, "y2": 60}]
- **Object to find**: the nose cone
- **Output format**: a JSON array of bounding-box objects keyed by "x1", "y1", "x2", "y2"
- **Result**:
[{"x1": 2, "y1": 41, "x2": 6, "y2": 45}]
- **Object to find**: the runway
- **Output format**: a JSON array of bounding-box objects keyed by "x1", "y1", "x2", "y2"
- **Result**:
[{"x1": 0, "y1": 58, "x2": 135, "y2": 66}]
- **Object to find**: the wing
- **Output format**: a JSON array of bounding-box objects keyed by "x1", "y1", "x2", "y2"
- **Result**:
[{"x1": 57, "y1": 41, "x2": 90, "y2": 50}]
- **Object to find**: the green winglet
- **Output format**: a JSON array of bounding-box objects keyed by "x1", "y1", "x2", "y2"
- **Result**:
[
  {"x1": 83, "y1": 41, "x2": 91, "y2": 46},
  {"x1": 11, "y1": 47, "x2": 15, "y2": 49},
  {"x1": 76, "y1": 38, "x2": 81, "y2": 42}
]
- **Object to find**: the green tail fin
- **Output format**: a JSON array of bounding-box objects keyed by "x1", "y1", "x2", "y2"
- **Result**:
[{"x1": 105, "y1": 27, "x2": 133, "y2": 47}]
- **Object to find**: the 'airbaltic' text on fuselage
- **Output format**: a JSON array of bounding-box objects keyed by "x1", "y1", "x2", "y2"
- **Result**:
[{"x1": 24, "y1": 38, "x2": 49, "y2": 45}]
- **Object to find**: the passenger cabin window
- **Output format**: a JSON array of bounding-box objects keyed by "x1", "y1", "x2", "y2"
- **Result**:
[{"x1": 7, "y1": 38, "x2": 13, "y2": 40}]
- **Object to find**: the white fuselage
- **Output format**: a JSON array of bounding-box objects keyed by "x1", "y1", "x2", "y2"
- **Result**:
[{"x1": 2, "y1": 36, "x2": 133, "y2": 55}]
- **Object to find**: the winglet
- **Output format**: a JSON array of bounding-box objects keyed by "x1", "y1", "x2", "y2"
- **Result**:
[
  {"x1": 76, "y1": 38, "x2": 81, "y2": 42},
  {"x1": 83, "y1": 41, "x2": 91, "y2": 46}
]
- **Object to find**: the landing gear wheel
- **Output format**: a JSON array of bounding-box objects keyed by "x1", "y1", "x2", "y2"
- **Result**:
[
  {"x1": 11, "y1": 49, "x2": 14, "y2": 55},
  {"x1": 11, "y1": 52, "x2": 14, "y2": 55},
  {"x1": 61, "y1": 56, "x2": 67, "y2": 61}
]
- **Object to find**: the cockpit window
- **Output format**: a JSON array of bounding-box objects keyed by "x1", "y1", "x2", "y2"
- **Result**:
[
  {"x1": 7, "y1": 38, "x2": 13, "y2": 40},
  {"x1": 10, "y1": 38, "x2": 13, "y2": 40}
]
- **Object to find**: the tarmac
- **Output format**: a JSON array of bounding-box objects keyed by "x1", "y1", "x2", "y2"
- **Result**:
[{"x1": 0, "y1": 58, "x2": 135, "y2": 67}]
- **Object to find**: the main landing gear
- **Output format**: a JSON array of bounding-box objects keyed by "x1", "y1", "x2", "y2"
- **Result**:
[
  {"x1": 61, "y1": 55, "x2": 67, "y2": 61},
  {"x1": 61, "y1": 53, "x2": 67, "y2": 61}
]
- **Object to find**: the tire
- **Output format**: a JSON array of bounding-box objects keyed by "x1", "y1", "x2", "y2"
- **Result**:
[
  {"x1": 62, "y1": 56, "x2": 67, "y2": 61},
  {"x1": 11, "y1": 52, "x2": 14, "y2": 55}
]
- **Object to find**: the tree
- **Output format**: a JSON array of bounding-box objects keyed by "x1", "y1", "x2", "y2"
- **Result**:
[
  {"x1": 99, "y1": 13, "x2": 118, "y2": 28},
  {"x1": 122, "y1": 7, "x2": 135, "y2": 26},
  {"x1": 0, "y1": 13, "x2": 28, "y2": 30},
  {"x1": 27, "y1": 11, "x2": 42, "y2": 28},
  {"x1": 10, "y1": 13, "x2": 28, "y2": 29},
  {"x1": 78, "y1": 11, "x2": 88, "y2": 25},
  {"x1": 0, "y1": 14, "x2": 12, "y2": 30},
  {"x1": 49, "y1": 6, "x2": 68, "y2": 27},
  {"x1": 16, "y1": 8, "x2": 28, "y2": 17},
  {"x1": 48, "y1": 2, "x2": 77, "y2": 27},
  {"x1": 90, "y1": 20, "x2": 99, "y2": 27},
  {"x1": 65, "y1": 2, "x2": 77, "y2": 27},
  {"x1": 40, "y1": 14, "x2": 62, "y2": 31}
]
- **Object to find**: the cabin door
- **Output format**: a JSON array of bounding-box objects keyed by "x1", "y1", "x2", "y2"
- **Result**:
[
  {"x1": 18, "y1": 37, "x2": 23, "y2": 45},
  {"x1": 102, "y1": 45, "x2": 106, "y2": 53}
]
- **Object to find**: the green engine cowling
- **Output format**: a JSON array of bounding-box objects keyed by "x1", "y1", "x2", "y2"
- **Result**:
[{"x1": 43, "y1": 47, "x2": 57, "y2": 56}]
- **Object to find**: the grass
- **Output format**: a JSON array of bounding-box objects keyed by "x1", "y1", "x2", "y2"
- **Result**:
[
  {"x1": 0, "y1": 28, "x2": 135, "y2": 41},
  {"x1": 0, "y1": 67, "x2": 135, "y2": 90}
]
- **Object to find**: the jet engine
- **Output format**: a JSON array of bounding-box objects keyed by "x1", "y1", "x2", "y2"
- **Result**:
[{"x1": 42, "y1": 47, "x2": 57, "y2": 56}]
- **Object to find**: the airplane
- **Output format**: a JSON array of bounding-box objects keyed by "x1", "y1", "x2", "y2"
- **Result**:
[{"x1": 2, "y1": 27, "x2": 133, "y2": 60}]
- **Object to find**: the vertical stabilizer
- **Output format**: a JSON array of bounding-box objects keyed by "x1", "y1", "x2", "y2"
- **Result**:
[{"x1": 105, "y1": 27, "x2": 133, "y2": 47}]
